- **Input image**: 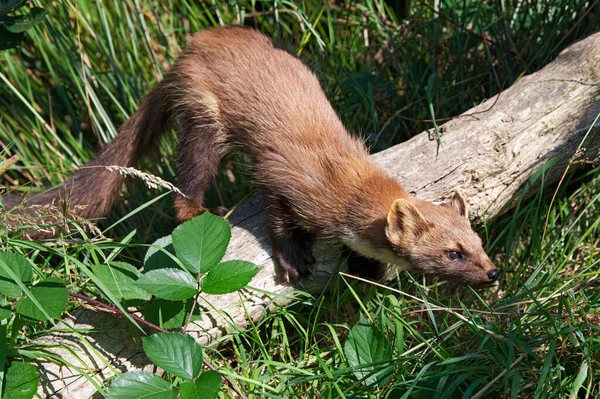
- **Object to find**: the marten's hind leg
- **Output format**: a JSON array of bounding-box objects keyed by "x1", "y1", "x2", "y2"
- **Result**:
[
  {"x1": 174, "y1": 106, "x2": 229, "y2": 221},
  {"x1": 263, "y1": 195, "x2": 315, "y2": 283}
]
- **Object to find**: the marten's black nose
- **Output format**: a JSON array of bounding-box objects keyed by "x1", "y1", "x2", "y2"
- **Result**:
[{"x1": 487, "y1": 269, "x2": 500, "y2": 282}]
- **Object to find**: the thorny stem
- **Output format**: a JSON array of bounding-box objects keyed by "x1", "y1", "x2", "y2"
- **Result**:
[
  {"x1": 69, "y1": 292, "x2": 247, "y2": 398},
  {"x1": 68, "y1": 292, "x2": 167, "y2": 332}
]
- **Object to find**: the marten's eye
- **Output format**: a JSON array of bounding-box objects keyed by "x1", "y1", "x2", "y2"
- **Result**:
[{"x1": 447, "y1": 251, "x2": 464, "y2": 260}]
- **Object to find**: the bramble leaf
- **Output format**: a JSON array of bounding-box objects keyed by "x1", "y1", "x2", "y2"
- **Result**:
[
  {"x1": 172, "y1": 213, "x2": 230, "y2": 274},
  {"x1": 142, "y1": 332, "x2": 203, "y2": 380},
  {"x1": 135, "y1": 268, "x2": 197, "y2": 301},
  {"x1": 201, "y1": 261, "x2": 260, "y2": 295},
  {"x1": 105, "y1": 371, "x2": 176, "y2": 399}
]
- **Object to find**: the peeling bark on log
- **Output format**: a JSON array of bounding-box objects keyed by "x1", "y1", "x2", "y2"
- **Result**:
[{"x1": 32, "y1": 32, "x2": 600, "y2": 398}]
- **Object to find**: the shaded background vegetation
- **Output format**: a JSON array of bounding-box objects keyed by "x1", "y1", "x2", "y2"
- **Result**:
[{"x1": 2, "y1": 0, "x2": 599, "y2": 240}]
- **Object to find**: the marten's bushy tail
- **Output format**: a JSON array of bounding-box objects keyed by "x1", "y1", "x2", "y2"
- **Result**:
[{"x1": 4, "y1": 78, "x2": 173, "y2": 237}]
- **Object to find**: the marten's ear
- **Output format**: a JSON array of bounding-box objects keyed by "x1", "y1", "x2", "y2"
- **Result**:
[
  {"x1": 386, "y1": 198, "x2": 430, "y2": 237},
  {"x1": 444, "y1": 190, "x2": 469, "y2": 219}
]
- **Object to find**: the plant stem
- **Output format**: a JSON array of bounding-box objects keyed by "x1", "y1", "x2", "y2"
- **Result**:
[
  {"x1": 181, "y1": 291, "x2": 200, "y2": 334},
  {"x1": 69, "y1": 292, "x2": 248, "y2": 398},
  {"x1": 68, "y1": 292, "x2": 167, "y2": 332}
]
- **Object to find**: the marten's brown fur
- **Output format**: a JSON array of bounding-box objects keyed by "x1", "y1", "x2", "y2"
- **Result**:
[{"x1": 5, "y1": 26, "x2": 499, "y2": 286}]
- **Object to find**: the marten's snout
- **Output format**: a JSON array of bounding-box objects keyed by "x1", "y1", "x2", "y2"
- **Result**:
[{"x1": 487, "y1": 269, "x2": 500, "y2": 282}]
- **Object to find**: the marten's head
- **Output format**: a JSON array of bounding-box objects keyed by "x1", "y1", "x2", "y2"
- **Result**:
[{"x1": 383, "y1": 191, "x2": 499, "y2": 286}]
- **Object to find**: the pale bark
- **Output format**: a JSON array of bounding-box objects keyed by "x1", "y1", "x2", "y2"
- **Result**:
[{"x1": 33, "y1": 32, "x2": 600, "y2": 397}]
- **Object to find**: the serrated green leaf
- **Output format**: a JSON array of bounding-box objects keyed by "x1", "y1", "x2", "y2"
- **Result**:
[
  {"x1": 92, "y1": 262, "x2": 151, "y2": 303},
  {"x1": 4, "y1": 7, "x2": 48, "y2": 33},
  {"x1": 15, "y1": 277, "x2": 68, "y2": 321},
  {"x1": 201, "y1": 261, "x2": 260, "y2": 295},
  {"x1": 135, "y1": 268, "x2": 198, "y2": 301},
  {"x1": 144, "y1": 298, "x2": 194, "y2": 329},
  {"x1": 3, "y1": 361, "x2": 39, "y2": 399},
  {"x1": 142, "y1": 332, "x2": 203, "y2": 380},
  {"x1": 0, "y1": 252, "x2": 33, "y2": 298},
  {"x1": 172, "y1": 213, "x2": 231, "y2": 274},
  {"x1": 195, "y1": 371, "x2": 222, "y2": 399},
  {"x1": 344, "y1": 319, "x2": 393, "y2": 387},
  {"x1": 105, "y1": 371, "x2": 176, "y2": 399},
  {"x1": 179, "y1": 381, "x2": 199, "y2": 399},
  {"x1": 178, "y1": 371, "x2": 221, "y2": 399},
  {"x1": 145, "y1": 235, "x2": 179, "y2": 272}
]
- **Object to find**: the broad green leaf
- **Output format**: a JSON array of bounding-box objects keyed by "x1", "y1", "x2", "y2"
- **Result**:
[
  {"x1": 196, "y1": 371, "x2": 222, "y2": 399},
  {"x1": 0, "y1": 252, "x2": 32, "y2": 298},
  {"x1": 92, "y1": 262, "x2": 151, "y2": 302},
  {"x1": 135, "y1": 268, "x2": 198, "y2": 301},
  {"x1": 344, "y1": 318, "x2": 393, "y2": 387},
  {"x1": 201, "y1": 261, "x2": 260, "y2": 295},
  {"x1": 15, "y1": 277, "x2": 68, "y2": 321},
  {"x1": 142, "y1": 332, "x2": 203, "y2": 380},
  {"x1": 0, "y1": 304, "x2": 11, "y2": 320},
  {"x1": 144, "y1": 235, "x2": 179, "y2": 272},
  {"x1": 105, "y1": 371, "x2": 176, "y2": 399},
  {"x1": 4, "y1": 7, "x2": 48, "y2": 33},
  {"x1": 172, "y1": 213, "x2": 231, "y2": 273},
  {"x1": 144, "y1": 298, "x2": 193, "y2": 329},
  {"x1": 179, "y1": 381, "x2": 199, "y2": 399},
  {"x1": 3, "y1": 361, "x2": 39, "y2": 399},
  {"x1": 179, "y1": 371, "x2": 221, "y2": 399}
]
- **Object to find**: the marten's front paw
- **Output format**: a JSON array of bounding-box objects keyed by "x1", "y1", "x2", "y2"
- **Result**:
[
  {"x1": 273, "y1": 238, "x2": 315, "y2": 283},
  {"x1": 175, "y1": 198, "x2": 230, "y2": 221}
]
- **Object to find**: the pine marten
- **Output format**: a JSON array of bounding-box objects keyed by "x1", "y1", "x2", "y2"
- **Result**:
[{"x1": 4, "y1": 26, "x2": 500, "y2": 286}]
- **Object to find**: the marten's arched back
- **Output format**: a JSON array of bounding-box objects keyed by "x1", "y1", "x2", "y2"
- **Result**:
[{"x1": 6, "y1": 26, "x2": 499, "y2": 286}]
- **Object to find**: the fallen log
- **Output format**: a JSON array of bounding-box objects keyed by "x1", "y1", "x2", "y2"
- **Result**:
[{"x1": 30, "y1": 31, "x2": 600, "y2": 397}]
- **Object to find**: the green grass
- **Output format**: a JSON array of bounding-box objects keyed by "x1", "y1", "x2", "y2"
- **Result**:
[{"x1": 1, "y1": 0, "x2": 600, "y2": 398}]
